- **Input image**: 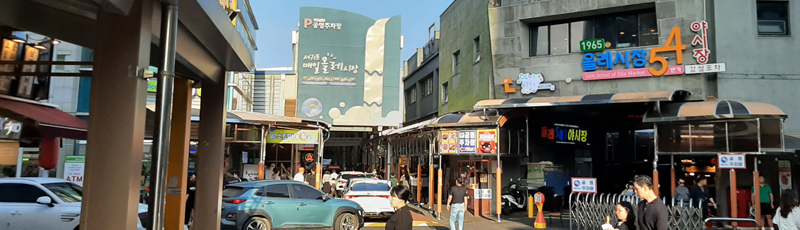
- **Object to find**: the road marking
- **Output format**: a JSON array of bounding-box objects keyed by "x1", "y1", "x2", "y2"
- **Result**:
[{"x1": 363, "y1": 221, "x2": 444, "y2": 227}]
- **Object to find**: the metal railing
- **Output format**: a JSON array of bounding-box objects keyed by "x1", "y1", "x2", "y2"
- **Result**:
[{"x1": 569, "y1": 193, "x2": 705, "y2": 230}]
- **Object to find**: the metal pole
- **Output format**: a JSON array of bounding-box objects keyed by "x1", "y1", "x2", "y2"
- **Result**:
[
  {"x1": 147, "y1": 3, "x2": 178, "y2": 230},
  {"x1": 526, "y1": 116, "x2": 530, "y2": 156},
  {"x1": 16, "y1": 148, "x2": 23, "y2": 177},
  {"x1": 258, "y1": 125, "x2": 268, "y2": 180}
]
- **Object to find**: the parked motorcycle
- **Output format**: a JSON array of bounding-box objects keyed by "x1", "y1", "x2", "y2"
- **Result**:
[{"x1": 501, "y1": 178, "x2": 530, "y2": 215}]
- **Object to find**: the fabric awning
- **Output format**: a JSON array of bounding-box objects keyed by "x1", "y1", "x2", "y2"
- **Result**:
[
  {"x1": 428, "y1": 110, "x2": 502, "y2": 128},
  {"x1": 382, "y1": 117, "x2": 437, "y2": 136},
  {"x1": 0, "y1": 96, "x2": 88, "y2": 140},
  {"x1": 643, "y1": 98, "x2": 787, "y2": 122},
  {"x1": 473, "y1": 90, "x2": 692, "y2": 110}
]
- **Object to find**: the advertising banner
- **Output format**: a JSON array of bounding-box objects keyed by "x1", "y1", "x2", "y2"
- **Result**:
[
  {"x1": 267, "y1": 129, "x2": 319, "y2": 144},
  {"x1": 440, "y1": 130, "x2": 457, "y2": 154},
  {"x1": 458, "y1": 130, "x2": 477, "y2": 154},
  {"x1": 477, "y1": 129, "x2": 497, "y2": 154},
  {"x1": 296, "y1": 7, "x2": 402, "y2": 126},
  {"x1": 64, "y1": 156, "x2": 86, "y2": 186},
  {"x1": 779, "y1": 160, "x2": 792, "y2": 191},
  {"x1": 0, "y1": 39, "x2": 20, "y2": 94}
]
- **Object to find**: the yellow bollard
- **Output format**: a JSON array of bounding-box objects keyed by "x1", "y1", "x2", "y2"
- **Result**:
[{"x1": 528, "y1": 195, "x2": 534, "y2": 218}]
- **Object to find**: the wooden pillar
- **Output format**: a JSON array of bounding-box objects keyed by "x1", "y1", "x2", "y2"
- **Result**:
[
  {"x1": 417, "y1": 163, "x2": 422, "y2": 202},
  {"x1": 437, "y1": 168, "x2": 443, "y2": 216},
  {"x1": 653, "y1": 170, "x2": 660, "y2": 197},
  {"x1": 730, "y1": 169, "x2": 738, "y2": 226},
  {"x1": 193, "y1": 76, "x2": 227, "y2": 230},
  {"x1": 754, "y1": 170, "x2": 762, "y2": 226},
  {"x1": 670, "y1": 156, "x2": 676, "y2": 198},
  {"x1": 164, "y1": 78, "x2": 193, "y2": 230}
]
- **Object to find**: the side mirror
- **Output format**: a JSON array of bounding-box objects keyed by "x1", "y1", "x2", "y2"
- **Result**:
[
  {"x1": 322, "y1": 195, "x2": 332, "y2": 202},
  {"x1": 37, "y1": 196, "x2": 54, "y2": 207}
]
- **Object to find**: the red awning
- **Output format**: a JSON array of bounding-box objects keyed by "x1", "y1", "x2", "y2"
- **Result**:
[{"x1": 0, "y1": 97, "x2": 88, "y2": 140}]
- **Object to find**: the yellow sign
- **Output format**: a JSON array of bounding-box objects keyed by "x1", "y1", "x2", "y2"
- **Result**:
[{"x1": 267, "y1": 130, "x2": 319, "y2": 144}]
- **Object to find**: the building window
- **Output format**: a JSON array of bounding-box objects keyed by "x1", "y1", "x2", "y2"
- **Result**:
[
  {"x1": 421, "y1": 77, "x2": 433, "y2": 96},
  {"x1": 406, "y1": 87, "x2": 417, "y2": 105},
  {"x1": 757, "y1": 1, "x2": 789, "y2": 35},
  {"x1": 452, "y1": 50, "x2": 460, "y2": 74},
  {"x1": 441, "y1": 82, "x2": 449, "y2": 104},
  {"x1": 54, "y1": 54, "x2": 66, "y2": 71},
  {"x1": 473, "y1": 36, "x2": 481, "y2": 62},
  {"x1": 529, "y1": 9, "x2": 658, "y2": 56}
]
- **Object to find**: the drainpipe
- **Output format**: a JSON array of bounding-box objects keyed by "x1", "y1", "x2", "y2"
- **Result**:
[{"x1": 147, "y1": 3, "x2": 178, "y2": 230}]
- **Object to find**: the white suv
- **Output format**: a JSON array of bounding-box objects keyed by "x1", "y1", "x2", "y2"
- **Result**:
[{"x1": 0, "y1": 178, "x2": 147, "y2": 230}]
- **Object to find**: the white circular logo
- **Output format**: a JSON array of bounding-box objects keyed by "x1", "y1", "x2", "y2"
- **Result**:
[{"x1": 302, "y1": 98, "x2": 323, "y2": 118}]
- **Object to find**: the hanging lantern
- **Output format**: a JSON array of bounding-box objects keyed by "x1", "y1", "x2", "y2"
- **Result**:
[{"x1": 39, "y1": 137, "x2": 60, "y2": 170}]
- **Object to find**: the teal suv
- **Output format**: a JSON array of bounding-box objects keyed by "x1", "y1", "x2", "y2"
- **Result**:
[{"x1": 221, "y1": 181, "x2": 364, "y2": 230}]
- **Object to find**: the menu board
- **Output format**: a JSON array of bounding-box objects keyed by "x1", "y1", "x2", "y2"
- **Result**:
[
  {"x1": 458, "y1": 130, "x2": 477, "y2": 153},
  {"x1": 439, "y1": 130, "x2": 457, "y2": 154},
  {"x1": 16, "y1": 45, "x2": 39, "y2": 99},
  {"x1": 0, "y1": 39, "x2": 20, "y2": 94},
  {"x1": 477, "y1": 129, "x2": 497, "y2": 154}
]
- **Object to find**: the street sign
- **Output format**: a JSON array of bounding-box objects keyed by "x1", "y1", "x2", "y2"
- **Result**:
[
  {"x1": 579, "y1": 38, "x2": 605, "y2": 52},
  {"x1": 718, "y1": 154, "x2": 746, "y2": 169},
  {"x1": 571, "y1": 177, "x2": 597, "y2": 193}
]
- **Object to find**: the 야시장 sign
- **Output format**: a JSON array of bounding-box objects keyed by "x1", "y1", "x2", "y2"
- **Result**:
[
  {"x1": 268, "y1": 130, "x2": 319, "y2": 144},
  {"x1": 541, "y1": 124, "x2": 588, "y2": 145},
  {"x1": 718, "y1": 154, "x2": 746, "y2": 169},
  {"x1": 477, "y1": 129, "x2": 497, "y2": 154},
  {"x1": 571, "y1": 177, "x2": 597, "y2": 193}
]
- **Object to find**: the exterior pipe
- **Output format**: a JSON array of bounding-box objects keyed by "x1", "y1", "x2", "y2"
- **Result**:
[{"x1": 147, "y1": 3, "x2": 179, "y2": 230}]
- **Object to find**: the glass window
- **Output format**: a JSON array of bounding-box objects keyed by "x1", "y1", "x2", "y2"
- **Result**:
[
  {"x1": 550, "y1": 23, "x2": 570, "y2": 55},
  {"x1": 263, "y1": 184, "x2": 291, "y2": 198},
  {"x1": 405, "y1": 88, "x2": 416, "y2": 105},
  {"x1": 593, "y1": 16, "x2": 616, "y2": 49},
  {"x1": 453, "y1": 50, "x2": 461, "y2": 74},
  {"x1": 0, "y1": 184, "x2": 49, "y2": 203},
  {"x1": 638, "y1": 12, "x2": 659, "y2": 46},
  {"x1": 42, "y1": 182, "x2": 82, "y2": 203},
  {"x1": 474, "y1": 36, "x2": 481, "y2": 62},
  {"x1": 442, "y1": 82, "x2": 449, "y2": 103},
  {"x1": 530, "y1": 25, "x2": 549, "y2": 56},
  {"x1": 760, "y1": 119, "x2": 783, "y2": 149},
  {"x1": 291, "y1": 184, "x2": 324, "y2": 200},
  {"x1": 222, "y1": 186, "x2": 247, "y2": 198},
  {"x1": 421, "y1": 77, "x2": 433, "y2": 96},
  {"x1": 570, "y1": 21, "x2": 588, "y2": 52},
  {"x1": 615, "y1": 14, "x2": 639, "y2": 48},
  {"x1": 351, "y1": 183, "x2": 391, "y2": 191},
  {"x1": 757, "y1": 1, "x2": 789, "y2": 35},
  {"x1": 55, "y1": 55, "x2": 66, "y2": 71}
]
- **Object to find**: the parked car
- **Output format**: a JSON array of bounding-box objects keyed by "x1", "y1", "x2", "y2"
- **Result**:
[
  {"x1": 0, "y1": 178, "x2": 147, "y2": 230},
  {"x1": 335, "y1": 171, "x2": 370, "y2": 195},
  {"x1": 221, "y1": 180, "x2": 364, "y2": 230},
  {"x1": 342, "y1": 179, "x2": 394, "y2": 218}
]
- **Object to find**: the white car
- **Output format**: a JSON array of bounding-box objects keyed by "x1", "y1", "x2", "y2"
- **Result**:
[
  {"x1": 0, "y1": 178, "x2": 147, "y2": 230},
  {"x1": 335, "y1": 171, "x2": 370, "y2": 193},
  {"x1": 342, "y1": 179, "x2": 394, "y2": 218}
]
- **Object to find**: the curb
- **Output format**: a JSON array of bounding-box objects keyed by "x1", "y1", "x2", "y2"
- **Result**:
[{"x1": 363, "y1": 221, "x2": 445, "y2": 227}]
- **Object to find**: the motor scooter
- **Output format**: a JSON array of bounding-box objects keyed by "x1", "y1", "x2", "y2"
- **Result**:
[{"x1": 501, "y1": 178, "x2": 530, "y2": 215}]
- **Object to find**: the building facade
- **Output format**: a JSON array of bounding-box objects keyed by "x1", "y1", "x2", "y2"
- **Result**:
[
  {"x1": 254, "y1": 67, "x2": 296, "y2": 116},
  {"x1": 403, "y1": 25, "x2": 440, "y2": 126}
]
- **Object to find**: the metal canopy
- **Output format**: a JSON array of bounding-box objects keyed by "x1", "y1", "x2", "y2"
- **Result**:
[
  {"x1": 473, "y1": 90, "x2": 692, "y2": 110},
  {"x1": 643, "y1": 97, "x2": 787, "y2": 122}
]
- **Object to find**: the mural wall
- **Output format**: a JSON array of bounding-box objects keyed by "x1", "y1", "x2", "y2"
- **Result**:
[{"x1": 296, "y1": 7, "x2": 402, "y2": 127}]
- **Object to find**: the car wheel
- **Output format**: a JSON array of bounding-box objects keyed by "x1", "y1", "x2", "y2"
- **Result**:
[
  {"x1": 334, "y1": 213, "x2": 358, "y2": 230},
  {"x1": 243, "y1": 217, "x2": 271, "y2": 230}
]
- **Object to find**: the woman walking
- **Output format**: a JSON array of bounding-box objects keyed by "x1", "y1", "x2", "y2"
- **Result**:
[
  {"x1": 773, "y1": 189, "x2": 800, "y2": 230},
  {"x1": 386, "y1": 186, "x2": 413, "y2": 230}
]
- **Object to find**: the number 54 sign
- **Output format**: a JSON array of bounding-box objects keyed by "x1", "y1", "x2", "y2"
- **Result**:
[{"x1": 718, "y1": 154, "x2": 746, "y2": 169}]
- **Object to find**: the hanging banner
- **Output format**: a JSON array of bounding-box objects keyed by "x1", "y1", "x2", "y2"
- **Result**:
[
  {"x1": 267, "y1": 129, "x2": 320, "y2": 144},
  {"x1": 64, "y1": 156, "x2": 86, "y2": 186},
  {"x1": 477, "y1": 129, "x2": 497, "y2": 154},
  {"x1": 0, "y1": 39, "x2": 20, "y2": 95},
  {"x1": 16, "y1": 45, "x2": 39, "y2": 99},
  {"x1": 779, "y1": 160, "x2": 792, "y2": 191},
  {"x1": 458, "y1": 130, "x2": 477, "y2": 154},
  {"x1": 440, "y1": 130, "x2": 457, "y2": 154}
]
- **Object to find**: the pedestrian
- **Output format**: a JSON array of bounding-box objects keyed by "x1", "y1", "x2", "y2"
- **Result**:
[
  {"x1": 386, "y1": 185, "x2": 413, "y2": 230},
  {"x1": 399, "y1": 171, "x2": 408, "y2": 186},
  {"x1": 691, "y1": 178, "x2": 717, "y2": 218},
  {"x1": 306, "y1": 168, "x2": 318, "y2": 187},
  {"x1": 293, "y1": 168, "x2": 306, "y2": 183},
  {"x1": 331, "y1": 170, "x2": 339, "y2": 181},
  {"x1": 674, "y1": 179, "x2": 691, "y2": 204},
  {"x1": 773, "y1": 189, "x2": 800, "y2": 230},
  {"x1": 389, "y1": 173, "x2": 399, "y2": 187},
  {"x1": 634, "y1": 175, "x2": 668, "y2": 230},
  {"x1": 232, "y1": 171, "x2": 243, "y2": 182},
  {"x1": 322, "y1": 175, "x2": 334, "y2": 197},
  {"x1": 323, "y1": 171, "x2": 332, "y2": 185},
  {"x1": 622, "y1": 183, "x2": 636, "y2": 196},
  {"x1": 753, "y1": 175, "x2": 775, "y2": 228},
  {"x1": 614, "y1": 201, "x2": 637, "y2": 230},
  {"x1": 185, "y1": 173, "x2": 196, "y2": 226},
  {"x1": 409, "y1": 173, "x2": 418, "y2": 204},
  {"x1": 421, "y1": 172, "x2": 429, "y2": 204},
  {"x1": 447, "y1": 178, "x2": 469, "y2": 230},
  {"x1": 224, "y1": 171, "x2": 240, "y2": 185},
  {"x1": 272, "y1": 168, "x2": 282, "y2": 180}
]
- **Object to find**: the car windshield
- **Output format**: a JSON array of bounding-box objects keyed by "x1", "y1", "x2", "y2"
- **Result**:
[
  {"x1": 351, "y1": 183, "x2": 390, "y2": 191},
  {"x1": 42, "y1": 182, "x2": 82, "y2": 203},
  {"x1": 341, "y1": 174, "x2": 368, "y2": 180},
  {"x1": 222, "y1": 186, "x2": 247, "y2": 198}
]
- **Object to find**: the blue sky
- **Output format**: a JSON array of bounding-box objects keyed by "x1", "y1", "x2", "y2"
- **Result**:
[{"x1": 250, "y1": 0, "x2": 454, "y2": 68}]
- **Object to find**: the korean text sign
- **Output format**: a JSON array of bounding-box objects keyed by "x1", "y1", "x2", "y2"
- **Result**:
[
  {"x1": 267, "y1": 130, "x2": 319, "y2": 144},
  {"x1": 458, "y1": 130, "x2": 477, "y2": 153},
  {"x1": 541, "y1": 124, "x2": 588, "y2": 145},
  {"x1": 718, "y1": 154, "x2": 746, "y2": 169},
  {"x1": 571, "y1": 177, "x2": 597, "y2": 193},
  {"x1": 477, "y1": 129, "x2": 498, "y2": 154},
  {"x1": 64, "y1": 156, "x2": 86, "y2": 186}
]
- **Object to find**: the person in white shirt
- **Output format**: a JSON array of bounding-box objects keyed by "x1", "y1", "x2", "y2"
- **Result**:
[
  {"x1": 293, "y1": 168, "x2": 306, "y2": 183},
  {"x1": 774, "y1": 189, "x2": 800, "y2": 230},
  {"x1": 409, "y1": 172, "x2": 418, "y2": 203}
]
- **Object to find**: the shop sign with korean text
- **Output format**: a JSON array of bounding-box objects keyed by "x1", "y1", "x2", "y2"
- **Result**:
[
  {"x1": 502, "y1": 73, "x2": 555, "y2": 95},
  {"x1": 64, "y1": 156, "x2": 86, "y2": 186},
  {"x1": 477, "y1": 129, "x2": 497, "y2": 154},
  {"x1": 0, "y1": 39, "x2": 20, "y2": 94},
  {"x1": 474, "y1": 189, "x2": 492, "y2": 199},
  {"x1": 571, "y1": 177, "x2": 597, "y2": 193},
  {"x1": 440, "y1": 129, "x2": 497, "y2": 154},
  {"x1": 580, "y1": 20, "x2": 725, "y2": 81},
  {"x1": 541, "y1": 123, "x2": 588, "y2": 145},
  {"x1": 267, "y1": 129, "x2": 319, "y2": 144},
  {"x1": 718, "y1": 154, "x2": 746, "y2": 169},
  {"x1": 458, "y1": 130, "x2": 477, "y2": 153}
]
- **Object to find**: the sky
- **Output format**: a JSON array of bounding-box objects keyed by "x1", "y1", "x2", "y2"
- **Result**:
[{"x1": 249, "y1": 0, "x2": 454, "y2": 68}]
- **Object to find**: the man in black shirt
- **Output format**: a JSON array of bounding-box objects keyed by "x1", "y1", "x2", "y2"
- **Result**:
[
  {"x1": 634, "y1": 175, "x2": 669, "y2": 230},
  {"x1": 447, "y1": 178, "x2": 469, "y2": 230}
]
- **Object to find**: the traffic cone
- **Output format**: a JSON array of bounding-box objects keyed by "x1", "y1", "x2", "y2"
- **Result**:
[{"x1": 534, "y1": 192, "x2": 546, "y2": 229}]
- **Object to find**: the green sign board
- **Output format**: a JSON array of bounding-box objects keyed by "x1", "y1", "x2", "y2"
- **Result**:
[
  {"x1": 65, "y1": 156, "x2": 86, "y2": 163},
  {"x1": 296, "y1": 7, "x2": 402, "y2": 126},
  {"x1": 267, "y1": 130, "x2": 319, "y2": 144},
  {"x1": 147, "y1": 80, "x2": 157, "y2": 92},
  {"x1": 579, "y1": 38, "x2": 605, "y2": 53}
]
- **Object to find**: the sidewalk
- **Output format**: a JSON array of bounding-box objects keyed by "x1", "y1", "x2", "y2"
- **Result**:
[{"x1": 411, "y1": 204, "x2": 570, "y2": 230}]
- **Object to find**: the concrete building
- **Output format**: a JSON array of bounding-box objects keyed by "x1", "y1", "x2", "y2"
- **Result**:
[
  {"x1": 403, "y1": 24, "x2": 440, "y2": 126},
  {"x1": 439, "y1": 0, "x2": 495, "y2": 114},
  {"x1": 254, "y1": 67, "x2": 296, "y2": 116}
]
